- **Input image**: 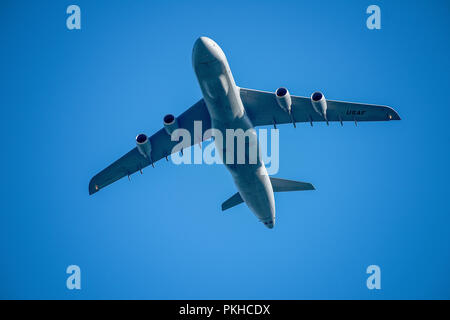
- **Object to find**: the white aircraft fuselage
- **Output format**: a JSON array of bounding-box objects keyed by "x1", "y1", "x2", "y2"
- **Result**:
[{"x1": 192, "y1": 37, "x2": 276, "y2": 228}]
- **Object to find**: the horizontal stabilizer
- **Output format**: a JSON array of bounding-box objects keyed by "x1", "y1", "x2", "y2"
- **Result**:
[
  {"x1": 270, "y1": 177, "x2": 315, "y2": 192},
  {"x1": 221, "y1": 192, "x2": 244, "y2": 211},
  {"x1": 221, "y1": 177, "x2": 314, "y2": 212}
]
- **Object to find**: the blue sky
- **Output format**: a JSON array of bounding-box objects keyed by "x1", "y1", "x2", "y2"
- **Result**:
[{"x1": 1, "y1": 0, "x2": 449, "y2": 299}]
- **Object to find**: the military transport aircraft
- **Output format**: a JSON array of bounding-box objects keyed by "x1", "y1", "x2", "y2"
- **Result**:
[{"x1": 89, "y1": 37, "x2": 400, "y2": 229}]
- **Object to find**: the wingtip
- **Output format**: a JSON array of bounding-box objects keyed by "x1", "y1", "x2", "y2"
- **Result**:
[
  {"x1": 391, "y1": 111, "x2": 401, "y2": 120},
  {"x1": 88, "y1": 178, "x2": 99, "y2": 195},
  {"x1": 386, "y1": 106, "x2": 401, "y2": 121}
]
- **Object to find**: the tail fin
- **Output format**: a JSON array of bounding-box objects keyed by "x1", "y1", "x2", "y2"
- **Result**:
[{"x1": 221, "y1": 177, "x2": 315, "y2": 211}]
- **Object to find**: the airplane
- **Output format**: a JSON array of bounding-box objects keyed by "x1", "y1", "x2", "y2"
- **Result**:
[{"x1": 89, "y1": 36, "x2": 401, "y2": 229}]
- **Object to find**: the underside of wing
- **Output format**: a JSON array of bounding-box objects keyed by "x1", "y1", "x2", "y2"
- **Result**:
[
  {"x1": 240, "y1": 87, "x2": 400, "y2": 127},
  {"x1": 89, "y1": 99, "x2": 211, "y2": 195},
  {"x1": 89, "y1": 148, "x2": 148, "y2": 195}
]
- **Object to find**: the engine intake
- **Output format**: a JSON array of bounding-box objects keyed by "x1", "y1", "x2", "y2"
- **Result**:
[
  {"x1": 163, "y1": 114, "x2": 179, "y2": 135},
  {"x1": 310, "y1": 91, "x2": 327, "y2": 121},
  {"x1": 136, "y1": 133, "x2": 152, "y2": 159},
  {"x1": 275, "y1": 87, "x2": 292, "y2": 114}
]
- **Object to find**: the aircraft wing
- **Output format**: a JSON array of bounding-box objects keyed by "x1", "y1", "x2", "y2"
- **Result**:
[
  {"x1": 89, "y1": 99, "x2": 211, "y2": 195},
  {"x1": 240, "y1": 88, "x2": 400, "y2": 127}
]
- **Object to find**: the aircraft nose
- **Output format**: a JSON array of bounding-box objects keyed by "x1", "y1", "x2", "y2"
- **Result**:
[
  {"x1": 263, "y1": 220, "x2": 275, "y2": 229},
  {"x1": 192, "y1": 36, "x2": 220, "y2": 65}
]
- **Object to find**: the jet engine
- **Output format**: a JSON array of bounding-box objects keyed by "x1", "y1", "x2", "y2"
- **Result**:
[
  {"x1": 163, "y1": 114, "x2": 179, "y2": 135},
  {"x1": 275, "y1": 87, "x2": 292, "y2": 114},
  {"x1": 136, "y1": 133, "x2": 152, "y2": 159},
  {"x1": 311, "y1": 91, "x2": 327, "y2": 120}
]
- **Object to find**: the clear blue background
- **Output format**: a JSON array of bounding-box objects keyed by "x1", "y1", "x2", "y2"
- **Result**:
[{"x1": 1, "y1": 0, "x2": 449, "y2": 299}]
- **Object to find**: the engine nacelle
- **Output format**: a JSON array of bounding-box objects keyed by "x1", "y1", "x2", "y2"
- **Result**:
[
  {"x1": 136, "y1": 133, "x2": 152, "y2": 159},
  {"x1": 275, "y1": 87, "x2": 292, "y2": 113},
  {"x1": 163, "y1": 114, "x2": 179, "y2": 136},
  {"x1": 311, "y1": 91, "x2": 327, "y2": 120}
]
